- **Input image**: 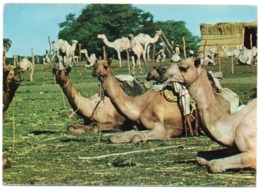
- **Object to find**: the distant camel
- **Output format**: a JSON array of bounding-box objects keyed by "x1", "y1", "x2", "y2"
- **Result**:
[
  {"x1": 156, "y1": 58, "x2": 256, "y2": 172},
  {"x1": 97, "y1": 34, "x2": 131, "y2": 67},
  {"x1": 132, "y1": 30, "x2": 162, "y2": 60},
  {"x1": 93, "y1": 59, "x2": 183, "y2": 143},
  {"x1": 80, "y1": 49, "x2": 97, "y2": 67},
  {"x1": 128, "y1": 34, "x2": 146, "y2": 72},
  {"x1": 3, "y1": 66, "x2": 22, "y2": 119},
  {"x1": 52, "y1": 66, "x2": 131, "y2": 133}
]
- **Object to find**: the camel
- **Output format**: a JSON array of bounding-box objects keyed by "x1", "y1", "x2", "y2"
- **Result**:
[
  {"x1": 146, "y1": 66, "x2": 199, "y2": 136},
  {"x1": 220, "y1": 45, "x2": 240, "y2": 58},
  {"x1": 156, "y1": 57, "x2": 256, "y2": 172},
  {"x1": 60, "y1": 40, "x2": 78, "y2": 67},
  {"x1": 133, "y1": 30, "x2": 162, "y2": 61},
  {"x1": 51, "y1": 39, "x2": 64, "y2": 67},
  {"x1": 3, "y1": 66, "x2": 23, "y2": 119},
  {"x1": 92, "y1": 59, "x2": 183, "y2": 143},
  {"x1": 80, "y1": 49, "x2": 97, "y2": 67},
  {"x1": 52, "y1": 66, "x2": 130, "y2": 134},
  {"x1": 128, "y1": 34, "x2": 146, "y2": 72},
  {"x1": 18, "y1": 57, "x2": 32, "y2": 71},
  {"x1": 97, "y1": 34, "x2": 131, "y2": 67}
]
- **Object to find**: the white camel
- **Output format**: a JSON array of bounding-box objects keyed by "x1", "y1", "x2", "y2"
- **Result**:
[
  {"x1": 19, "y1": 57, "x2": 32, "y2": 71},
  {"x1": 128, "y1": 34, "x2": 146, "y2": 72},
  {"x1": 60, "y1": 40, "x2": 78, "y2": 67},
  {"x1": 80, "y1": 49, "x2": 97, "y2": 68},
  {"x1": 156, "y1": 58, "x2": 256, "y2": 173},
  {"x1": 51, "y1": 39, "x2": 64, "y2": 67},
  {"x1": 131, "y1": 30, "x2": 162, "y2": 61},
  {"x1": 220, "y1": 45, "x2": 240, "y2": 58},
  {"x1": 97, "y1": 34, "x2": 131, "y2": 67},
  {"x1": 237, "y1": 46, "x2": 257, "y2": 65}
]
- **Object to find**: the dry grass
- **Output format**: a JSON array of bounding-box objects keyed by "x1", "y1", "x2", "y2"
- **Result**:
[{"x1": 2, "y1": 58, "x2": 257, "y2": 186}]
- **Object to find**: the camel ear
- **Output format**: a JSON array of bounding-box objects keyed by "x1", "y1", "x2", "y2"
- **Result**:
[
  {"x1": 108, "y1": 58, "x2": 113, "y2": 66},
  {"x1": 66, "y1": 66, "x2": 72, "y2": 74},
  {"x1": 52, "y1": 67, "x2": 57, "y2": 75},
  {"x1": 194, "y1": 57, "x2": 201, "y2": 68}
]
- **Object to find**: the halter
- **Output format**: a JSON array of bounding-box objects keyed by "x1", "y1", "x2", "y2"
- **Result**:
[{"x1": 176, "y1": 61, "x2": 205, "y2": 88}]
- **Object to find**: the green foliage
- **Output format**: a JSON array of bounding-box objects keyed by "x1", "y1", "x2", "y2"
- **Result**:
[
  {"x1": 155, "y1": 20, "x2": 200, "y2": 55},
  {"x1": 58, "y1": 4, "x2": 199, "y2": 58},
  {"x1": 3, "y1": 38, "x2": 12, "y2": 52}
]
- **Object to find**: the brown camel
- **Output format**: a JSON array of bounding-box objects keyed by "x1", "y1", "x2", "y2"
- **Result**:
[
  {"x1": 92, "y1": 59, "x2": 183, "y2": 143},
  {"x1": 52, "y1": 66, "x2": 130, "y2": 134},
  {"x1": 3, "y1": 66, "x2": 22, "y2": 119},
  {"x1": 146, "y1": 66, "x2": 199, "y2": 137},
  {"x1": 156, "y1": 58, "x2": 256, "y2": 172}
]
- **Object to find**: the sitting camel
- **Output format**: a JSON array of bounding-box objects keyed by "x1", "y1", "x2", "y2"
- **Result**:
[
  {"x1": 52, "y1": 66, "x2": 130, "y2": 134},
  {"x1": 3, "y1": 66, "x2": 23, "y2": 119},
  {"x1": 146, "y1": 66, "x2": 199, "y2": 136},
  {"x1": 156, "y1": 57, "x2": 256, "y2": 172},
  {"x1": 92, "y1": 59, "x2": 183, "y2": 143}
]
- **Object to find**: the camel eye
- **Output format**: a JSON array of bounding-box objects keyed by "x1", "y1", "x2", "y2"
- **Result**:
[{"x1": 179, "y1": 66, "x2": 189, "y2": 72}]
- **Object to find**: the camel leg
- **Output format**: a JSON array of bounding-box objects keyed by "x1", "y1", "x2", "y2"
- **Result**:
[
  {"x1": 208, "y1": 152, "x2": 256, "y2": 172},
  {"x1": 193, "y1": 109, "x2": 199, "y2": 136},
  {"x1": 109, "y1": 123, "x2": 166, "y2": 143},
  {"x1": 117, "y1": 51, "x2": 122, "y2": 67},
  {"x1": 185, "y1": 114, "x2": 193, "y2": 136}
]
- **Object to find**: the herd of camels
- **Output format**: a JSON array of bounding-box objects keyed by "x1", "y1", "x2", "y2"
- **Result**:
[{"x1": 3, "y1": 30, "x2": 257, "y2": 173}]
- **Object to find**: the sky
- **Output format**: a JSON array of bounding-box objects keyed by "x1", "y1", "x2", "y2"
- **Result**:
[{"x1": 1, "y1": 0, "x2": 258, "y2": 57}]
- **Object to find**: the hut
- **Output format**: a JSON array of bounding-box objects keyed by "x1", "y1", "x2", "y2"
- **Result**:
[{"x1": 198, "y1": 22, "x2": 257, "y2": 57}]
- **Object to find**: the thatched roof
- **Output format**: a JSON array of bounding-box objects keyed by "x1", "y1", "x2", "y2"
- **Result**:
[{"x1": 198, "y1": 22, "x2": 257, "y2": 57}]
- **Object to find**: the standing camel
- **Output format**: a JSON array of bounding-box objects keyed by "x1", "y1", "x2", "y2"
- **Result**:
[
  {"x1": 128, "y1": 34, "x2": 146, "y2": 72},
  {"x1": 60, "y1": 40, "x2": 78, "y2": 67},
  {"x1": 156, "y1": 58, "x2": 256, "y2": 172},
  {"x1": 97, "y1": 34, "x2": 131, "y2": 67},
  {"x1": 92, "y1": 59, "x2": 183, "y2": 143},
  {"x1": 52, "y1": 66, "x2": 129, "y2": 134},
  {"x1": 132, "y1": 30, "x2": 162, "y2": 61}
]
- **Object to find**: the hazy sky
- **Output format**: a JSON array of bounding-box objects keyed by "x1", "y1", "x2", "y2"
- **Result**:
[{"x1": 2, "y1": 1, "x2": 257, "y2": 57}]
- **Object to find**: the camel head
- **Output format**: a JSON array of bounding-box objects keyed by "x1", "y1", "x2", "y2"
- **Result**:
[
  {"x1": 156, "y1": 30, "x2": 162, "y2": 35},
  {"x1": 97, "y1": 34, "x2": 106, "y2": 40},
  {"x1": 156, "y1": 58, "x2": 202, "y2": 85},
  {"x1": 3, "y1": 66, "x2": 23, "y2": 90},
  {"x1": 146, "y1": 66, "x2": 160, "y2": 81},
  {"x1": 52, "y1": 67, "x2": 72, "y2": 85},
  {"x1": 71, "y1": 40, "x2": 78, "y2": 45},
  {"x1": 92, "y1": 59, "x2": 113, "y2": 83}
]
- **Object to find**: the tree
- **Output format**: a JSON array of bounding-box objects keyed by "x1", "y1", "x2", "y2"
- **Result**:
[
  {"x1": 58, "y1": 4, "x2": 154, "y2": 57},
  {"x1": 3, "y1": 38, "x2": 12, "y2": 67},
  {"x1": 154, "y1": 20, "x2": 200, "y2": 57}
]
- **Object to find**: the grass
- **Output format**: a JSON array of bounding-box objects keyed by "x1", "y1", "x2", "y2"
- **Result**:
[{"x1": 2, "y1": 58, "x2": 257, "y2": 186}]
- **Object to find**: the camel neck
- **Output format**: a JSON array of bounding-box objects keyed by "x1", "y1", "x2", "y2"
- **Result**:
[
  {"x1": 102, "y1": 74, "x2": 152, "y2": 121},
  {"x1": 187, "y1": 70, "x2": 235, "y2": 146},
  {"x1": 103, "y1": 38, "x2": 114, "y2": 48}
]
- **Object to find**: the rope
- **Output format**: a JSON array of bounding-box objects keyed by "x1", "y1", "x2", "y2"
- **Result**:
[{"x1": 11, "y1": 96, "x2": 16, "y2": 155}]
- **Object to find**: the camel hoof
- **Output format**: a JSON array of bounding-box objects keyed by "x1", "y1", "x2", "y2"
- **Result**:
[
  {"x1": 208, "y1": 160, "x2": 225, "y2": 173},
  {"x1": 196, "y1": 156, "x2": 209, "y2": 166},
  {"x1": 132, "y1": 135, "x2": 143, "y2": 144},
  {"x1": 109, "y1": 134, "x2": 129, "y2": 143}
]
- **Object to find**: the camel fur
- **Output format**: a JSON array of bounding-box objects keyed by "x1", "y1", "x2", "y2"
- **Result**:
[
  {"x1": 52, "y1": 66, "x2": 129, "y2": 134},
  {"x1": 92, "y1": 59, "x2": 183, "y2": 143},
  {"x1": 97, "y1": 34, "x2": 131, "y2": 67},
  {"x1": 3, "y1": 66, "x2": 23, "y2": 119},
  {"x1": 146, "y1": 66, "x2": 199, "y2": 137},
  {"x1": 156, "y1": 57, "x2": 257, "y2": 173}
]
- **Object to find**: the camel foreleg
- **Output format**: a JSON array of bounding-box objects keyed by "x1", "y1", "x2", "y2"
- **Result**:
[
  {"x1": 196, "y1": 147, "x2": 256, "y2": 172},
  {"x1": 109, "y1": 123, "x2": 167, "y2": 143}
]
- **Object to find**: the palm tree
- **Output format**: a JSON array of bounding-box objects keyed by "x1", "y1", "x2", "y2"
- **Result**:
[{"x1": 3, "y1": 38, "x2": 12, "y2": 67}]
